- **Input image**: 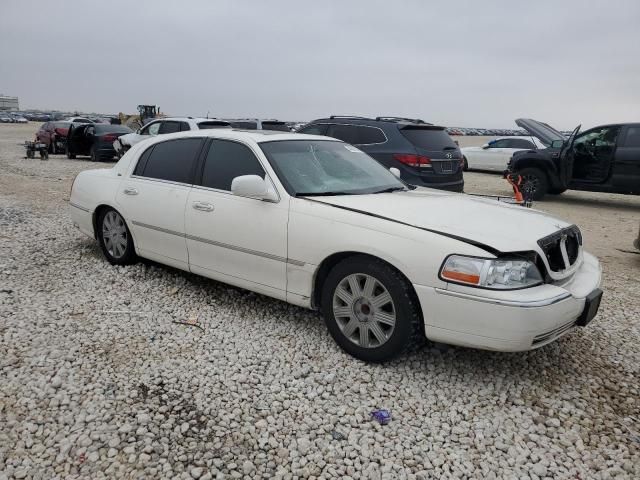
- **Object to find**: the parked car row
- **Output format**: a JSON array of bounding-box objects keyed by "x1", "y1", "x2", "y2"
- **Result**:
[{"x1": 0, "y1": 112, "x2": 28, "y2": 123}]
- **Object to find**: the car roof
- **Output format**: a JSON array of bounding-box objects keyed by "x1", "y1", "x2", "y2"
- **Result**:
[
  {"x1": 308, "y1": 116, "x2": 446, "y2": 129},
  {"x1": 136, "y1": 129, "x2": 330, "y2": 144},
  {"x1": 153, "y1": 117, "x2": 226, "y2": 123}
]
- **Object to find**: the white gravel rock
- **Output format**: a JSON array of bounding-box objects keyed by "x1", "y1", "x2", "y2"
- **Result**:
[{"x1": 0, "y1": 124, "x2": 639, "y2": 478}]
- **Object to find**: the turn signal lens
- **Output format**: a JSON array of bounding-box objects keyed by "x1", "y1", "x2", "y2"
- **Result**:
[{"x1": 440, "y1": 255, "x2": 543, "y2": 290}]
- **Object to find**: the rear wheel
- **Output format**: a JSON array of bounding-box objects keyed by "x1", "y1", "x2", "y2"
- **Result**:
[
  {"x1": 97, "y1": 208, "x2": 137, "y2": 265},
  {"x1": 519, "y1": 168, "x2": 549, "y2": 201},
  {"x1": 321, "y1": 256, "x2": 424, "y2": 362}
]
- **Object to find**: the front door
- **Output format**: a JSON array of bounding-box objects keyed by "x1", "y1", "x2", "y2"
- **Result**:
[
  {"x1": 569, "y1": 126, "x2": 619, "y2": 185},
  {"x1": 185, "y1": 138, "x2": 288, "y2": 299},
  {"x1": 613, "y1": 125, "x2": 640, "y2": 193},
  {"x1": 115, "y1": 137, "x2": 204, "y2": 270}
]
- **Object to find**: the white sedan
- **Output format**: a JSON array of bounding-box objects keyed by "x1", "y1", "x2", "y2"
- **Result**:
[
  {"x1": 70, "y1": 130, "x2": 602, "y2": 362},
  {"x1": 462, "y1": 136, "x2": 546, "y2": 172}
]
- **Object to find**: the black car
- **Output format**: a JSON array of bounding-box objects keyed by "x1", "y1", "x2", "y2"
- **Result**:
[
  {"x1": 66, "y1": 123, "x2": 133, "y2": 161},
  {"x1": 298, "y1": 116, "x2": 464, "y2": 191},
  {"x1": 507, "y1": 119, "x2": 640, "y2": 200}
]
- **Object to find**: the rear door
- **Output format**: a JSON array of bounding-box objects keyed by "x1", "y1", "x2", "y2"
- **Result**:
[
  {"x1": 612, "y1": 125, "x2": 640, "y2": 193},
  {"x1": 116, "y1": 138, "x2": 204, "y2": 270}
]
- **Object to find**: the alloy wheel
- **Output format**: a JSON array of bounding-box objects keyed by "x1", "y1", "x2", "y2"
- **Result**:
[
  {"x1": 102, "y1": 211, "x2": 128, "y2": 259},
  {"x1": 332, "y1": 273, "x2": 396, "y2": 349}
]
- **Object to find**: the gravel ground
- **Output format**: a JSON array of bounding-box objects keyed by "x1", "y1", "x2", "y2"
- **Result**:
[{"x1": 1, "y1": 123, "x2": 639, "y2": 479}]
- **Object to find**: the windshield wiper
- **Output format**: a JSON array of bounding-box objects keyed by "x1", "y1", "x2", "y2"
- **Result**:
[
  {"x1": 372, "y1": 186, "x2": 407, "y2": 194},
  {"x1": 295, "y1": 191, "x2": 357, "y2": 197}
]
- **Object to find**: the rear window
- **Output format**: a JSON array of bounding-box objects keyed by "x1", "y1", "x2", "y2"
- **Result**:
[
  {"x1": 94, "y1": 125, "x2": 132, "y2": 134},
  {"x1": 261, "y1": 121, "x2": 289, "y2": 132},
  {"x1": 400, "y1": 127, "x2": 457, "y2": 150},
  {"x1": 198, "y1": 121, "x2": 231, "y2": 129}
]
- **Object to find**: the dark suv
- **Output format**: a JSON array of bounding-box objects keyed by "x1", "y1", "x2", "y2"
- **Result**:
[
  {"x1": 298, "y1": 116, "x2": 464, "y2": 191},
  {"x1": 507, "y1": 118, "x2": 640, "y2": 200}
]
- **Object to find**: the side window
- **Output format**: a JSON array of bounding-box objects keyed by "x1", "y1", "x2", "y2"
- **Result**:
[
  {"x1": 135, "y1": 138, "x2": 202, "y2": 183},
  {"x1": 623, "y1": 127, "x2": 640, "y2": 147},
  {"x1": 507, "y1": 139, "x2": 535, "y2": 149},
  {"x1": 298, "y1": 124, "x2": 327, "y2": 135},
  {"x1": 179, "y1": 122, "x2": 191, "y2": 132},
  {"x1": 326, "y1": 124, "x2": 360, "y2": 144},
  {"x1": 159, "y1": 121, "x2": 181, "y2": 134},
  {"x1": 355, "y1": 126, "x2": 385, "y2": 144},
  {"x1": 200, "y1": 140, "x2": 265, "y2": 191},
  {"x1": 141, "y1": 122, "x2": 161, "y2": 136},
  {"x1": 489, "y1": 139, "x2": 509, "y2": 148}
]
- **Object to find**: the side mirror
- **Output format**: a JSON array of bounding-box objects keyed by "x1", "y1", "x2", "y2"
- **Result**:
[
  {"x1": 389, "y1": 167, "x2": 401, "y2": 178},
  {"x1": 481, "y1": 143, "x2": 490, "y2": 149},
  {"x1": 550, "y1": 139, "x2": 564, "y2": 149},
  {"x1": 231, "y1": 175, "x2": 278, "y2": 202}
]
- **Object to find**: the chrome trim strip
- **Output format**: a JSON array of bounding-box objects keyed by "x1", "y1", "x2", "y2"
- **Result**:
[
  {"x1": 434, "y1": 288, "x2": 571, "y2": 308},
  {"x1": 70, "y1": 202, "x2": 90, "y2": 213},
  {"x1": 131, "y1": 220, "x2": 304, "y2": 266},
  {"x1": 130, "y1": 175, "x2": 192, "y2": 188}
]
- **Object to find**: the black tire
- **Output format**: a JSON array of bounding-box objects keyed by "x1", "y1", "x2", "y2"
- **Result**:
[
  {"x1": 519, "y1": 167, "x2": 549, "y2": 201},
  {"x1": 320, "y1": 255, "x2": 424, "y2": 363},
  {"x1": 66, "y1": 146, "x2": 76, "y2": 159},
  {"x1": 462, "y1": 156, "x2": 469, "y2": 171},
  {"x1": 548, "y1": 187, "x2": 567, "y2": 195},
  {"x1": 96, "y1": 208, "x2": 137, "y2": 265}
]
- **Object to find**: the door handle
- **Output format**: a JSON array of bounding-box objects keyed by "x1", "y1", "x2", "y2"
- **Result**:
[
  {"x1": 123, "y1": 187, "x2": 138, "y2": 196},
  {"x1": 192, "y1": 201, "x2": 214, "y2": 212}
]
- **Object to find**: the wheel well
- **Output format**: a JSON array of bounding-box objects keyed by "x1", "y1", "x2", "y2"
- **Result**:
[
  {"x1": 311, "y1": 252, "x2": 423, "y2": 319},
  {"x1": 92, "y1": 204, "x2": 114, "y2": 239}
]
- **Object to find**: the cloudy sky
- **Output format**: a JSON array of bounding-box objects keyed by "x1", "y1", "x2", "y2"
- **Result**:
[{"x1": 1, "y1": 0, "x2": 638, "y2": 129}]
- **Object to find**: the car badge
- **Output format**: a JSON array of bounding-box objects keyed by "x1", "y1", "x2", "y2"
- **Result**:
[{"x1": 445, "y1": 153, "x2": 452, "y2": 159}]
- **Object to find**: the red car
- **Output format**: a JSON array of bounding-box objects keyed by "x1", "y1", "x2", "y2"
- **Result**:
[{"x1": 35, "y1": 121, "x2": 73, "y2": 154}]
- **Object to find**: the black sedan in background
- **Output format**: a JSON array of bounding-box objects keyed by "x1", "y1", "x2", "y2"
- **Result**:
[{"x1": 66, "y1": 124, "x2": 133, "y2": 161}]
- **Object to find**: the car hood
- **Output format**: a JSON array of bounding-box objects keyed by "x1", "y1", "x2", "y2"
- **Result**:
[
  {"x1": 307, "y1": 188, "x2": 570, "y2": 253},
  {"x1": 515, "y1": 118, "x2": 565, "y2": 147}
]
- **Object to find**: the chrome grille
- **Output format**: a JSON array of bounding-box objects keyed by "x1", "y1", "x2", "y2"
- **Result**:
[{"x1": 537, "y1": 225, "x2": 582, "y2": 272}]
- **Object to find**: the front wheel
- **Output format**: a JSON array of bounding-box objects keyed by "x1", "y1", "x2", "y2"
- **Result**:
[
  {"x1": 321, "y1": 256, "x2": 424, "y2": 363},
  {"x1": 97, "y1": 208, "x2": 137, "y2": 265},
  {"x1": 518, "y1": 168, "x2": 549, "y2": 201}
]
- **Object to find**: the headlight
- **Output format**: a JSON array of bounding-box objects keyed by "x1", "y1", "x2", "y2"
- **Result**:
[{"x1": 440, "y1": 255, "x2": 543, "y2": 290}]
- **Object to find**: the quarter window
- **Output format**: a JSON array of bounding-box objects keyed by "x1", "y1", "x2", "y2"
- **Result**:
[
  {"x1": 135, "y1": 138, "x2": 203, "y2": 183},
  {"x1": 200, "y1": 140, "x2": 265, "y2": 191},
  {"x1": 299, "y1": 124, "x2": 328, "y2": 135}
]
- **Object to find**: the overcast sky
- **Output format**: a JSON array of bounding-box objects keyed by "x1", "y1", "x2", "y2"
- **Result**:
[{"x1": 1, "y1": 0, "x2": 638, "y2": 129}]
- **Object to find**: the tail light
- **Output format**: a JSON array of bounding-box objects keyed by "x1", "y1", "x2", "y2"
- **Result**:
[
  {"x1": 54, "y1": 128, "x2": 69, "y2": 136},
  {"x1": 101, "y1": 133, "x2": 118, "y2": 142},
  {"x1": 393, "y1": 154, "x2": 431, "y2": 167}
]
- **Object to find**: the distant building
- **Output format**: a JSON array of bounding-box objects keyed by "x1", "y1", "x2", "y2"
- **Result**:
[{"x1": 0, "y1": 95, "x2": 19, "y2": 111}]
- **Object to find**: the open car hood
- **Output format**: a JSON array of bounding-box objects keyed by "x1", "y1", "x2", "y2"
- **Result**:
[{"x1": 515, "y1": 118, "x2": 566, "y2": 147}]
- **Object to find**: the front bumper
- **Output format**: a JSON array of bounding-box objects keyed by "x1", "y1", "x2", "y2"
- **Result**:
[{"x1": 415, "y1": 251, "x2": 602, "y2": 351}]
